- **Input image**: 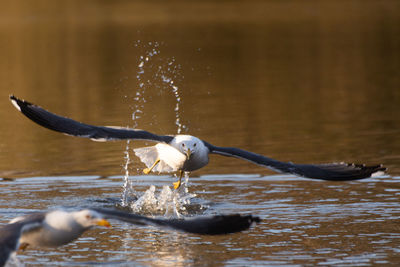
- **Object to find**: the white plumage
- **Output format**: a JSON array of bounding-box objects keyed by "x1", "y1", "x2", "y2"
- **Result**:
[
  {"x1": 134, "y1": 135, "x2": 209, "y2": 174},
  {"x1": 10, "y1": 209, "x2": 110, "y2": 248}
]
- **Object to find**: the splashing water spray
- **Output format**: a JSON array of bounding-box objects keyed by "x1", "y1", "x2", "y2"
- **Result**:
[
  {"x1": 120, "y1": 41, "x2": 153, "y2": 206},
  {"x1": 120, "y1": 41, "x2": 198, "y2": 217}
]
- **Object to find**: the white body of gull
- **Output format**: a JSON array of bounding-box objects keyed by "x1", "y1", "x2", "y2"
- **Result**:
[
  {"x1": 9, "y1": 209, "x2": 111, "y2": 248},
  {"x1": 0, "y1": 209, "x2": 109, "y2": 266},
  {"x1": 134, "y1": 135, "x2": 209, "y2": 188},
  {"x1": 9, "y1": 95, "x2": 386, "y2": 189},
  {"x1": 0, "y1": 207, "x2": 259, "y2": 266}
]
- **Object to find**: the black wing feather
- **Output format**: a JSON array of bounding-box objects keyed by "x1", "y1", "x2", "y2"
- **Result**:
[
  {"x1": 10, "y1": 96, "x2": 173, "y2": 143},
  {"x1": 205, "y1": 143, "x2": 386, "y2": 181},
  {"x1": 0, "y1": 223, "x2": 25, "y2": 266},
  {"x1": 92, "y1": 208, "x2": 260, "y2": 235},
  {"x1": 0, "y1": 213, "x2": 45, "y2": 267},
  {"x1": 10, "y1": 95, "x2": 385, "y2": 181}
]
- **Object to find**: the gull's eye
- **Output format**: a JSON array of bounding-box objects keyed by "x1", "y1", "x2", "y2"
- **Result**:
[
  {"x1": 181, "y1": 143, "x2": 185, "y2": 147},
  {"x1": 193, "y1": 143, "x2": 197, "y2": 147},
  {"x1": 85, "y1": 214, "x2": 91, "y2": 220}
]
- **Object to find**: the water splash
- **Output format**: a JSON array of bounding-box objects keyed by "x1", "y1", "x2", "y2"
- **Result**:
[
  {"x1": 121, "y1": 140, "x2": 133, "y2": 207},
  {"x1": 120, "y1": 41, "x2": 154, "y2": 206},
  {"x1": 130, "y1": 173, "x2": 199, "y2": 217},
  {"x1": 120, "y1": 41, "x2": 197, "y2": 216},
  {"x1": 159, "y1": 58, "x2": 185, "y2": 134}
]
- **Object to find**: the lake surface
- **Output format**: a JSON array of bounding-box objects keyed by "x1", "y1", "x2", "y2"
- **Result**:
[{"x1": 1, "y1": 0, "x2": 400, "y2": 266}]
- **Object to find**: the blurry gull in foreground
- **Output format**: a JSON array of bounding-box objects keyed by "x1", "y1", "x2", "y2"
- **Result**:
[
  {"x1": 10, "y1": 96, "x2": 386, "y2": 189},
  {"x1": 0, "y1": 209, "x2": 109, "y2": 267},
  {"x1": 0, "y1": 208, "x2": 260, "y2": 266}
]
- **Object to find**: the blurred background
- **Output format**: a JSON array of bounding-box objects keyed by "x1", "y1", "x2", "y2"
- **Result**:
[
  {"x1": 1, "y1": 1, "x2": 400, "y2": 266},
  {"x1": 0, "y1": 0, "x2": 399, "y2": 177}
]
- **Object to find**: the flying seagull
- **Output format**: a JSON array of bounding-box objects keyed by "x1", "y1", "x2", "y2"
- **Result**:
[
  {"x1": 0, "y1": 209, "x2": 110, "y2": 267},
  {"x1": 0, "y1": 208, "x2": 259, "y2": 266},
  {"x1": 10, "y1": 95, "x2": 386, "y2": 189}
]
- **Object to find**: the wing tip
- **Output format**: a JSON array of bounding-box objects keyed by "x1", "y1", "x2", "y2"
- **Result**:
[
  {"x1": 349, "y1": 163, "x2": 387, "y2": 178},
  {"x1": 10, "y1": 95, "x2": 22, "y2": 111},
  {"x1": 371, "y1": 170, "x2": 386, "y2": 177},
  {"x1": 9, "y1": 95, "x2": 33, "y2": 112},
  {"x1": 368, "y1": 164, "x2": 387, "y2": 178},
  {"x1": 245, "y1": 215, "x2": 261, "y2": 227},
  {"x1": 216, "y1": 214, "x2": 261, "y2": 234}
]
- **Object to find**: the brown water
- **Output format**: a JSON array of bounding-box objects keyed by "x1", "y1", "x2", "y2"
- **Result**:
[{"x1": 1, "y1": 0, "x2": 400, "y2": 266}]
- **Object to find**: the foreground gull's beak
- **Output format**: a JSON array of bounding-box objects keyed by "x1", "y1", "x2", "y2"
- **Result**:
[
  {"x1": 97, "y1": 219, "x2": 111, "y2": 228},
  {"x1": 19, "y1": 243, "x2": 29, "y2": 251}
]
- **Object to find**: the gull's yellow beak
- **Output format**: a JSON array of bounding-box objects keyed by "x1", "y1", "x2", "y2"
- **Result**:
[
  {"x1": 186, "y1": 148, "x2": 192, "y2": 159},
  {"x1": 97, "y1": 219, "x2": 111, "y2": 228},
  {"x1": 18, "y1": 243, "x2": 29, "y2": 251}
]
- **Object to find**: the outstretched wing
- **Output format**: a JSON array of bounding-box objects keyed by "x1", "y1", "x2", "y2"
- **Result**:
[
  {"x1": 0, "y1": 213, "x2": 45, "y2": 266},
  {"x1": 204, "y1": 143, "x2": 386, "y2": 181},
  {"x1": 10, "y1": 95, "x2": 173, "y2": 143},
  {"x1": 92, "y1": 208, "x2": 260, "y2": 235},
  {"x1": 0, "y1": 222, "x2": 25, "y2": 266}
]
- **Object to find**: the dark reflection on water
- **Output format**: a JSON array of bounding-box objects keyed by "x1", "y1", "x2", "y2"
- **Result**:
[{"x1": 0, "y1": 0, "x2": 400, "y2": 266}]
